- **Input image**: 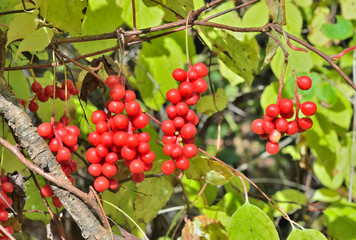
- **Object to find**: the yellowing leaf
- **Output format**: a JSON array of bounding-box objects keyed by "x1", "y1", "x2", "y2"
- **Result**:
[{"x1": 6, "y1": 13, "x2": 39, "y2": 46}]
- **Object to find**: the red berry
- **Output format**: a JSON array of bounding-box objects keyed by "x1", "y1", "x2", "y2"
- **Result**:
[
  {"x1": 113, "y1": 114, "x2": 129, "y2": 129},
  {"x1": 58, "y1": 89, "x2": 71, "y2": 101},
  {"x1": 100, "y1": 132, "x2": 114, "y2": 146},
  {"x1": 105, "y1": 152, "x2": 119, "y2": 164},
  {"x1": 171, "y1": 146, "x2": 183, "y2": 159},
  {"x1": 61, "y1": 165, "x2": 71, "y2": 176},
  {"x1": 0, "y1": 209, "x2": 8, "y2": 221},
  {"x1": 94, "y1": 176, "x2": 109, "y2": 192},
  {"x1": 138, "y1": 132, "x2": 150, "y2": 142},
  {"x1": 163, "y1": 143, "x2": 175, "y2": 156},
  {"x1": 266, "y1": 141, "x2": 279, "y2": 154},
  {"x1": 88, "y1": 131, "x2": 101, "y2": 146},
  {"x1": 132, "y1": 173, "x2": 145, "y2": 183},
  {"x1": 179, "y1": 81, "x2": 194, "y2": 98},
  {"x1": 44, "y1": 85, "x2": 54, "y2": 98},
  {"x1": 166, "y1": 89, "x2": 182, "y2": 104},
  {"x1": 185, "y1": 93, "x2": 200, "y2": 106},
  {"x1": 138, "y1": 142, "x2": 150, "y2": 154},
  {"x1": 125, "y1": 101, "x2": 141, "y2": 116},
  {"x1": 172, "y1": 68, "x2": 187, "y2": 82},
  {"x1": 113, "y1": 131, "x2": 128, "y2": 146},
  {"x1": 301, "y1": 101, "x2": 317, "y2": 116},
  {"x1": 161, "y1": 160, "x2": 176, "y2": 175},
  {"x1": 187, "y1": 69, "x2": 198, "y2": 81},
  {"x1": 0, "y1": 176, "x2": 8, "y2": 183},
  {"x1": 133, "y1": 113, "x2": 149, "y2": 129},
  {"x1": 57, "y1": 147, "x2": 71, "y2": 163},
  {"x1": 1, "y1": 182, "x2": 13, "y2": 193},
  {"x1": 279, "y1": 99, "x2": 293, "y2": 113},
  {"x1": 266, "y1": 104, "x2": 280, "y2": 118},
  {"x1": 102, "y1": 163, "x2": 117, "y2": 178},
  {"x1": 166, "y1": 105, "x2": 177, "y2": 119},
  {"x1": 37, "y1": 122, "x2": 54, "y2": 138},
  {"x1": 262, "y1": 121, "x2": 275, "y2": 134},
  {"x1": 274, "y1": 118, "x2": 288, "y2": 132},
  {"x1": 121, "y1": 146, "x2": 137, "y2": 160},
  {"x1": 62, "y1": 79, "x2": 73, "y2": 89},
  {"x1": 176, "y1": 156, "x2": 189, "y2": 170},
  {"x1": 86, "y1": 147, "x2": 102, "y2": 163},
  {"x1": 181, "y1": 124, "x2": 197, "y2": 139},
  {"x1": 96, "y1": 144, "x2": 109, "y2": 158},
  {"x1": 38, "y1": 90, "x2": 49, "y2": 102},
  {"x1": 182, "y1": 144, "x2": 198, "y2": 158},
  {"x1": 88, "y1": 164, "x2": 102, "y2": 177},
  {"x1": 280, "y1": 108, "x2": 294, "y2": 119},
  {"x1": 286, "y1": 121, "x2": 298, "y2": 135},
  {"x1": 297, "y1": 76, "x2": 312, "y2": 90},
  {"x1": 298, "y1": 117, "x2": 313, "y2": 130},
  {"x1": 185, "y1": 110, "x2": 196, "y2": 121},
  {"x1": 173, "y1": 116, "x2": 185, "y2": 129},
  {"x1": 192, "y1": 63, "x2": 208, "y2": 78},
  {"x1": 62, "y1": 133, "x2": 78, "y2": 147},
  {"x1": 268, "y1": 129, "x2": 281, "y2": 143},
  {"x1": 108, "y1": 100, "x2": 125, "y2": 113},
  {"x1": 176, "y1": 102, "x2": 189, "y2": 116},
  {"x1": 143, "y1": 162, "x2": 153, "y2": 171},
  {"x1": 162, "y1": 120, "x2": 176, "y2": 135},
  {"x1": 96, "y1": 121, "x2": 109, "y2": 134},
  {"x1": 66, "y1": 125, "x2": 80, "y2": 137},
  {"x1": 1, "y1": 226, "x2": 13, "y2": 235},
  {"x1": 31, "y1": 82, "x2": 42, "y2": 94},
  {"x1": 91, "y1": 110, "x2": 107, "y2": 124},
  {"x1": 109, "y1": 85, "x2": 125, "y2": 100},
  {"x1": 251, "y1": 119, "x2": 265, "y2": 135},
  {"x1": 60, "y1": 115, "x2": 70, "y2": 126},
  {"x1": 125, "y1": 90, "x2": 136, "y2": 102},
  {"x1": 193, "y1": 78, "x2": 208, "y2": 93},
  {"x1": 129, "y1": 159, "x2": 144, "y2": 174},
  {"x1": 106, "y1": 75, "x2": 121, "y2": 88},
  {"x1": 126, "y1": 134, "x2": 139, "y2": 147},
  {"x1": 162, "y1": 135, "x2": 176, "y2": 144},
  {"x1": 141, "y1": 151, "x2": 155, "y2": 164},
  {"x1": 70, "y1": 86, "x2": 77, "y2": 95},
  {"x1": 109, "y1": 179, "x2": 119, "y2": 190},
  {"x1": 28, "y1": 101, "x2": 38, "y2": 112}
]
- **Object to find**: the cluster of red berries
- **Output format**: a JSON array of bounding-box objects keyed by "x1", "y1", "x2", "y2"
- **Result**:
[
  {"x1": 160, "y1": 63, "x2": 208, "y2": 175},
  {"x1": 251, "y1": 76, "x2": 317, "y2": 154},
  {"x1": 0, "y1": 176, "x2": 14, "y2": 239},
  {"x1": 28, "y1": 80, "x2": 77, "y2": 113},
  {"x1": 37, "y1": 120, "x2": 79, "y2": 207},
  {"x1": 86, "y1": 75, "x2": 155, "y2": 192}
]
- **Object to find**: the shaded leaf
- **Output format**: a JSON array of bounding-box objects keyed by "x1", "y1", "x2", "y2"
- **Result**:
[
  {"x1": 185, "y1": 155, "x2": 233, "y2": 185},
  {"x1": 79, "y1": 61, "x2": 106, "y2": 102},
  {"x1": 196, "y1": 88, "x2": 227, "y2": 117},
  {"x1": 102, "y1": 55, "x2": 120, "y2": 76},
  {"x1": 6, "y1": 13, "x2": 39, "y2": 46},
  {"x1": 227, "y1": 202, "x2": 279, "y2": 240},
  {"x1": 287, "y1": 228, "x2": 327, "y2": 240},
  {"x1": 263, "y1": 30, "x2": 281, "y2": 68},
  {"x1": 307, "y1": 7, "x2": 331, "y2": 46},
  {"x1": 182, "y1": 216, "x2": 227, "y2": 240},
  {"x1": 311, "y1": 188, "x2": 341, "y2": 203},
  {"x1": 321, "y1": 16, "x2": 353, "y2": 40},
  {"x1": 16, "y1": 27, "x2": 53, "y2": 55}
]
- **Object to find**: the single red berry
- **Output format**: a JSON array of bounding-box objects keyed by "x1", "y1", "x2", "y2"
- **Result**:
[
  {"x1": 70, "y1": 86, "x2": 77, "y2": 95},
  {"x1": 44, "y1": 85, "x2": 54, "y2": 98},
  {"x1": 286, "y1": 121, "x2": 298, "y2": 135},
  {"x1": 179, "y1": 81, "x2": 194, "y2": 98},
  {"x1": 181, "y1": 124, "x2": 197, "y2": 139},
  {"x1": 102, "y1": 163, "x2": 117, "y2": 178},
  {"x1": 176, "y1": 102, "x2": 189, "y2": 116},
  {"x1": 121, "y1": 146, "x2": 137, "y2": 160},
  {"x1": 138, "y1": 132, "x2": 150, "y2": 142},
  {"x1": 37, "y1": 122, "x2": 54, "y2": 138},
  {"x1": 62, "y1": 133, "x2": 78, "y2": 147},
  {"x1": 251, "y1": 119, "x2": 265, "y2": 135},
  {"x1": 66, "y1": 125, "x2": 80, "y2": 137},
  {"x1": 125, "y1": 90, "x2": 136, "y2": 102},
  {"x1": 61, "y1": 165, "x2": 71, "y2": 176},
  {"x1": 274, "y1": 118, "x2": 288, "y2": 132},
  {"x1": 173, "y1": 116, "x2": 185, "y2": 129},
  {"x1": 162, "y1": 135, "x2": 176, "y2": 144},
  {"x1": 58, "y1": 89, "x2": 71, "y2": 101},
  {"x1": 100, "y1": 132, "x2": 114, "y2": 146},
  {"x1": 28, "y1": 101, "x2": 38, "y2": 112},
  {"x1": 91, "y1": 110, "x2": 107, "y2": 124},
  {"x1": 143, "y1": 162, "x2": 153, "y2": 171},
  {"x1": 166, "y1": 105, "x2": 177, "y2": 119},
  {"x1": 60, "y1": 115, "x2": 70, "y2": 126},
  {"x1": 62, "y1": 79, "x2": 73, "y2": 89},
  {"x1": 129, "y1": 159, "x2": 144, "y2": 174},
  {"x1": 132, "y1": 172, "x2": 145, "y2": 183},
  {"x1": 95, "y1": 121, "x2": 109, "y2": 134},
  {"x1": 262, "y1": 121, "x2": 275, "y2": 134},
  {"x1": 161, "y1": 120, "x2": 176, "y2": 135},
  {"x1": 109, "y1": 85, "x2": 125, "y2": 100},
  {"x1": 185, "y1": 93, "x2": 200, "y2": 106},
  {"x1": 113, "y1": 131, "x2": 128, "y2": 146},
  {"x1": 106, "y1": 75, "x2": 121, "y2": 88},
  {"x1": 1, "y1": 225, "x2": 13, "y2": 235},
  {"x1": 193, "y1": 78, "x2": 208, "y2": 93},
  {"x1": 171, "y1": 146, "x2": 183, "y2": 159},
  {"x1": 108, "y1": 100, "x2": 125, "y2": 114},
  {"x1": 172, "y1": 68, "x2": 187, "y2": 82},
  {"x1": 88, "y1": 131, "x2": 101, "y2": 146},
  {"x1": 126, "y1": 134, "x2": 139, "y2": 147},
  {"x1": 279, "y1": 99, "x2": 294, "y2": 113},
  {"x1": 109, "y1": 179, "x2": 119, "y2": 190},
  {"x1": 268, "y1": 129, "x2": 281, "y2": 143},
  {"x1": 297, "y1": 76, "x2": 312, "y2": 90},
  {"x1": 141, "y1": 151, "x2": 155, "y2": 164},
  {"x1": 298, "y1": 117, "x2": 313, "y2": 130},
  {"x1": 182, "y1": 144, "x2": 197, "y2": 158},
  {"x1": 137, "y1": 142, "x2": 150, "y2": 154},
  {"x1": 266, "y1": 141, "x2": 279, "y2": 154},
  {"x1": 163, "y1": 143, "x2": 175, "y2": 156},
  {"x1": 266, "y1": 104, "x2": 280, "y2": 118},
  {"x1": 57, "y1": 147, "x2": 71, "y2": 163},
  {"x1": 105, "y1": 152, "x2": 119, "y2": 164},
  {"x1": 38, "y1": 90, "x2": 49, "y2": 102},
  {"x1": 187, "y1": 69, "x2": 198, "y2": 81},
  {"x1": 0, "y1": 209, "x2": 8, "y2": 221},
  {"x1": 161, "y1": 160, "x2": 176, "y2": 175},
  {"x1": 94, "y1": 176, "x2": 109, "y2": 192},
  {"x1": 192, "y1": 63, "x2": 208, "y2": 78},
  {"x1": 31, "y1": 82, "x2": 42, "y2": 94},
  {"x1": 176, "y1": 156, "x2": 189, "y2": 170},
  {"x1": 96, "y1": 144, "x2": 109, "y2": 158},
  {"x1": 280, "y1": 108, "x2": 294, "y2": 119},
  {"x1": 133, "y1": 113, "x2": 149, "y2": 129},
  {"x1": 166, "y1": 89, "x2": 182, "y2": 104},
  {"x1": 86, "y1": 147, "x2": 102, "y2": 164},
  {"x1": 0, "y1": 176, "x2": 8, "y2": 183},
  {"x1": 113, "y1": 114, "x2": 129, "y2": 129},
  {"x1": 88, "y1": 164, "x2": 102, "y2": 177},
  {"x1": 301, "y1": 101, "x2": 317, "y2": 116},
  {"x1": 125, "y1": 101, "x2": 141, "y2": 116},
  {"x1": 1, "y1": 182, "x2": 13, "y2": 193}
]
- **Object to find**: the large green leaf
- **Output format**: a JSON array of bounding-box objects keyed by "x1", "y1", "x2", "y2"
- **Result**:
[
  {"x1": 6, "y1": 13, "x2": 39, "y2": 46},
  {"x1": 74, "y1": 0, "x2": 124, "y2": 58},
  {"x1": 287, "y1": 229, "x2": 327, "y2": 240},
  {"x1": 324, "y1": 202, "x2": 356, "y2": 240},
  {"x1": 311, "y1": 188, "x2": 341, "y2": 203},
  {"x1": 16, "y1": 27, "x2": 54, "y2": 55},
  {"x1": 321, "y1": 16, "x2": 353, "y2": 40},
  {"x1": 39, "y1": 0, "x2": 86, "y2": 34},
  {"x1": 272, "y1": 189, "x2": 307, "y2": 217},
  {"x1": 134, "y1": 160, "x2": 174, "y2": 223},
  {"x1": 134, "y1": 32, "x2": 188, "y2": 110},
  {"x1": 227, "y1": 202, "x2": 279, "y2": 240},
  {"x1": 284, "y1": 1, "x2": 303, "y2": 36},
  {"x1": 185, "y1": 155, "x2": 233, "y2": 185},
  {"x1": 196, "y1": 88, "x2": 227, "y2": 117}
]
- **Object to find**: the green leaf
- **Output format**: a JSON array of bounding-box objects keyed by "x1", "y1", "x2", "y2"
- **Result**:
[
  {"x1": 287, "y1": 228, "x2": 327, "y2": 240},
  {"x1": 307, "y1": 7, "x2": 331, "y2": 46},
  {"x1": 241, "y1": 1, "x2": 269, "y2": 30},
  {"x1": 39, "y1": 0, "x2": 86, "y2": 34},
  {"x1": 218, "y1": 60, "x2": 245, "y2": 86},
  {"x1": 284, "y1": 1, "x2": 303, "y2": 36},
  {"x1": 196, "y1": 88, "x2": 227, "y2": 117},
  {"x1": 74, "y1": 0, "x2": 124, "y2": 58},
  {"x1": 272, "y1": 189, "x2": 307, "y2": 217},
  {"x1": 198, "y1": 29, "x2": 259, "y2": 85},
  {"x1": 182, "y1": 216, "x2": 227, "y2": 240},
  {"x1": 143, "y1": 0, "x2": 193, "y2": 21},
  {"x1": 119, "y1": 0, "x2": 163, "y2": 29},
  {"x1": 263, "y1": 30, "x2": 281, "y2": 68},
  {"x1": 340, "y1": 0, "x2": 356, "y2": 20},
  {"x1": 227, "y1": 202, "x2": 279, "y2": 240},
  {"x1": 265, "y1": 0, "x2": 285, "y2": 24},
  {"x1": 16, "y1": 27, "x2": 53, "y2": 55},
  {"x1": 6, "y1": 13, "x2": 39, "y2": 46},
  {"x1": 321, "y1": 16, "x2": 353, "y2": 40},
  {"x1": 185, "y1": 155, "x2": 233, "y2": 185},
  {"x1": 311, "y1": 188, "x2": 341, "y2": 203},
  {"x1": 134, "y1": 160, "x2": 174, "y2": 223},
  {"x1": 324, "y1": 202, "x2": 356, "y2": 240}
]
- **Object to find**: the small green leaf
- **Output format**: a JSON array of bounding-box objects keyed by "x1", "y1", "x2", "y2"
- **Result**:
[
  {"x1": 185, "y1": 155, "x2": 233, "y2": 185},
  {"x1": 6, "y1": 13, "x2": 39, "y2": 46},
  {"x1": 307, "y1": 7, "x2": 331, "y2": 46},
  {"x1": 227, "y1": 202, "x2": 279, "y2": 240},
  {"x1": 340, "y1": 0, "x2": 356, "y2": 20},
  {"x1": 321, "y1": 16, "x2": 353, "y2": 40},
  {"x1": 182, "y1": 216, "x2": 227, "y2": 240},
  {"x1": 196, "y1": 88, "x2": 228, "y2": 117},
  {"x1": 16, "y1": 27, "x2": 54, "y2": 55},
  {"x1": 218, "y1": 60, "x2": 245, "y2": 86},
  {"x1": 272, "y1": 189, "x2": 307, "y2": 217},
  {"x1": 311, "y1": 188, "x2": 341, "y2": 203},
  {"x1": 287, "y1": 228, "x2": 327, "y2": 240}
]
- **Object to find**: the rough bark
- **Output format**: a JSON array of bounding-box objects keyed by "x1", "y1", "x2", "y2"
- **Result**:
[{"x1": 0, "y1": 30, "x2": 114, "y2": 240}]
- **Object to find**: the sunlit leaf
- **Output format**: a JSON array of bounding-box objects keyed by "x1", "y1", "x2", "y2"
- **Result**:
[
  {"x1": 6, "y1": 13, "x2": 39, "y2": 46},
  {"x1": 16, "y1": 27, "x2": 54, "y2": 55}
]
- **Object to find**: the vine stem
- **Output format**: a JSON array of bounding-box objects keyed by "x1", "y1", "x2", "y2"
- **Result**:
[
  {"x1": 0, "y1": 225, "x2": 15, "y2": 240},
  {"x1": 291, "y1": 67, "x2": 300, "y2": 120},
  {"x1": 239, "y1": 176, "x2": 249, "y2": 203},
  {"x1": 349, "y1": 49, "x2": 356, "y2": 202},
  {"x1": 132, "y1": 0, "x2": 137, "y2": 30},
  {"x1": 331, "y1": 45, "x2": 356, "y2": 61},
  {"x1": 277, "y1": 60, "x2": 288, "y2": 105},
  {"x1": 185, "y1": 10, "x2": 193, "y2": 68}
]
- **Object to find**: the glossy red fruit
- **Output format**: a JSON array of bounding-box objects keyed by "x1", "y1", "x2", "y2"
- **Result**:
[
  {"x1": 251, "y1": 119, "x2": 265, "y2": 135},
  {"x1": 88, "y1": 131, "x2": 101, "y2": 146},
  {"x1": 58, "y1": 89, "x2": 71, "y2": 101},
  {"x1": 176, "y1": 156, "x2": 189, "y2": 170},
  {"x1": 133, "y1": 113, "x2": 149, "y2": 129},
  {"x1": 193, "y1": 78, "x2": 208, "y2": 93},
  {"x1": 132, "y1": 172, "x2": 145, "y2": 183},
  {"x1": 141, "y1": 151, "x2": 155, "y2": 164},
  {"x1": 279, "y1": 98, "x2": 293, "y2": 113},
  {"x1": 266, "y1": 141, "x2": 279, "y2": 154},
  {"x1": 105, "y1": 152, "x2": 119, "y2": 164},
  {"x1": 61, "y1": 165, "x2": 71, "y2": 176},
  {"x1": 266, "y1": 104, "x2": 280, "y2": 118},
  {"x1": 62, "y1": 133, "x2": 78, "y2": 147},
  {"x1": 179, "y1": 81, "x2": 194, "y2": 98},
  {"x1": 96, "y1": 144, "x2": 109, "y2": 158},
  {"x1": 262, "y1": 121, "x2": 275, "y2": 134},
  {"x1": 138, "y1": 132, "x2": 150, "y2": 142},
  {"x1": 38, "y1": 90, "x2": 49, "y2": 102},
  {"x1": 125, "y1": 101, "x2": 141, "y2": 116},
  {"x1": 297, "y1": 76, "x2": 312, "y2": 90},
  {"x1": 298, "y1": 117, "x2": 313, "y2": 130},
  {"x1": 51, "y1": 196, "x2": 62, "y2": 208},
  {"x1": 70, "y1": 86, "x2": 77, "y2": 95},
  {"x1": 126, "y1": 134, "x2": 139, "y2": 147},
  {"x1": 187, "y1": 69, "x2": 198, "y2": 81},
  {"x1": 108, "y1": 179, "x2": 119, "y2": 190},
  {"x1": 162, "y1": 135, "x2": 176, "y2": 144},
  {"x1": 161, "y1": 160, "x2": 176, "y2": 175},
  {"x1": 1, "y1": 182, "x2": 13, "y2": 193},
  {"x1": 28, "y1": 101, "x2": 38, "y2": 112},
  {"x1": 166, "y1": 89, "x2": 182, "y2": 104},
  {"x1": 182, "y1": 144, "x2": 197, "y2": 158},
  {"x1": 125, "y1": 90, "x2": 136, "y2": 102},
  {"x1": 166, "y1": 105, "x2": 177, "y2": 119},
  {"x1": 192, "y1": 63, "x2": 208, "y2": 78},
  {"x1": 100, "y1": 132, "x2": 114, "y2": 146},
  {"x1": 274, "y1": 118, "x2": 288, "y2": 132},
  {"x1": 0, "y1": 209, "x2": 8, "y2": 221},
  {"x1": 45, "y1": 85, "x2": 54, "y2": 98},
  {"x1": 113, "y1": 114, "x2": 129, "y2": 129},
  {"x1": 181, "y1": 124, "x2": 197, "y2": 139},
  {"x1": 102, "y1": 163, "x2": 117, "y2": 178},
  {"x1": 185, "y1": 93, "x2": 200, "y2": 106},
  {"x1": 301, "y1": 101, "x2": 317, "y2": 116},
  {"x1": 41, "y1": 184, "x2": 53, "y2": 197},
  {"x1": 113, "y1": 131, "x2": 128, "y2": 146},
  {"x1": 121, "y1": 146, "x2": 137, "y2": 160},
  {"x1": 62, "y1": 79, "x2": 73, "y2": 88},
  {"x1": 88, "y1": 164, "x2": 102, "y2": 177},
  {"x1": 91, "y1": 110, "x2": 107, "y2": 124},
  {"x1": 137, "y1": 142, "x2": 150, "y2": 153},
  {"x1": 162, "y1": 120, "x2": 176, "y2": 135},
  {"x1": 176, "y1": 102, "x2": 189, "y2": 116},
  {"x1": 286, "y1": 121, "x2": 298, "y2": 135},
  {"x1": 172, "y1": 68, "x2": 187, "y2": 82},
  {"x1": 109, "y1": 85, "x2": 125, "y2": 100},
  {"x1": 1, "y1": 225, "x2": 13, "y2": 235},
  {"x1": 173, "y1": 116, "x2": 185, "y2": 129},
  {"x1": 94, "y1": 176, "x2": 109, "y2": 192},
  {"x1": 268, "y1": 129, "x2": 281, "y2": 143},
  {"x1": 280, "y1": 108, "x2": 294, "y2": 119},
  {"x1": 106, "y1": 75, "x2": 121, "y2": 88},
  {"x1": 31, "y1": 82, "x2": 42, "y2": 94},
  {"x1": 95, "y1": 121, "x2": 109, "y2": 134},
  {"x1": 66, "y1": 125, "x2": 80, "y2": 137},
  {"x1": 57, "y1": 147, "x2": 71, "y2": 163},
  {"x1": 108, "y1": 100, "x2": 125, "y2": 113},
  {"x1": 37, "y1": 122, "x2": 54, "y2": 138},
  {"x1": 129, "y1": 159, "x2": 144, "y2": 174},
  {"x1": 86, "y1": 147, "x2": 102, "y2": 163}
]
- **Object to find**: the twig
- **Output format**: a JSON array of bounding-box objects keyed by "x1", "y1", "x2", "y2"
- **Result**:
[
  {"x1": 149, "y1": 0, "x2": 184, "y2": 19},
  {"x1": 349, "y1": 49, "x2": 356, "y2": 202},
  {"x1": 331, "y1": 45, "x2": 356, "y2": 61},
  {"x1": 0, "y1": 8, "x2": 36, "y2": 16},
  {"x1": 89, "y1": 186, "x2": 112, "y2": 233},
  {"x1": 132, "y1": 0, "x2": 137, "y2": 30},
  {"x1": 0, "y1": 225, "x2": 15, "y2": 240}
]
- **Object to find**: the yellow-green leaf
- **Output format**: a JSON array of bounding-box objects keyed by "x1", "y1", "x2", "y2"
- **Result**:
[
  {"x1": 6, "y1": 13, "x2": 39, "y2": 46},
  {"x1": 16, "y1": 27, "x2": 54, "y2": 55}
]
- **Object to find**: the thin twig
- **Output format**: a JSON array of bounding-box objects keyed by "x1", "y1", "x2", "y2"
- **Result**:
[{"x1": 349, "y1": 49, "x2": 356, "y2": 202}]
